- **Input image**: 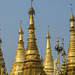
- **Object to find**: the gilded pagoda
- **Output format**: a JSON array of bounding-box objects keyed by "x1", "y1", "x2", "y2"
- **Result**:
[
  {"x1": 23, "y1": 4, "x2": 46, "y2": 75},
  {"x1": 9, "y1": 21, "x2": 25, "y2": 75},
  {"x1": 59, "y1": 5, "x2": 75, "y2": 75},
  {"x1": 66, "y1": 10, "x2": 75, "y2": 75},
  {"x1": 43, "y1": 26, "x2": 54, "y2": 75}
]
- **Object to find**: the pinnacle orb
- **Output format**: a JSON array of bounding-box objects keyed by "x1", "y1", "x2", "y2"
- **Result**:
[{"x1": 28, "y1": 5, "x2": 35, "y2": 15}]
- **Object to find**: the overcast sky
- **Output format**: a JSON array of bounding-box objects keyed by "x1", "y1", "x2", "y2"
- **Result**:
[{"x1": 0, "y1": 0, "x2": 75, "y2": 73}]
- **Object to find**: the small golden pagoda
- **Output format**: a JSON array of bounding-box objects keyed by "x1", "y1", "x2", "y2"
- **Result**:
[
  {"x1": 43, "y1": 26, "x2": 54, "y2": 75},
  {"x1": 23, "y1": 2, "x2": 46, "y2": 75},
  {"x1": 0, "y1": 38, "x2": 8, "y2": 75},
  {"x1": 66, "y1": 10, "x2": 75, "y2": 74},
  {"x1": 9, "y1": 21, "x2": 25, "y2": 75}
]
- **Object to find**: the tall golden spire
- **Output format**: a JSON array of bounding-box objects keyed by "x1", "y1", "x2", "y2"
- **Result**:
[
  {"x1": 25, "y1": 2, "x2": 40, "y2": 61},
  {"x1": 24, "y1": 1, "x2": 46, "y2": 75},
  {"x1": 29, "y1": 1, "x2": 35, "y2": 27},
  {"x1": 70, "y1": 2, "x2": 75, "y2": 28},
  {"x1": 46, "y1": 25, "x2": 51, "y2": 49},
  {"x1": 43, "y1": 25, "x2": 54, "y2": 75},
  {"x1": 18, "y1": 20, "x2": 24, "y2": 42},
  {"x1": 15, "y1": 20, "x2": 25, "y2": 63},
  {"x1": 9, "y1": 20, "x2": 25, "y2": 75},
  {"x1": 66, "y1": 3, "x2": 75, "y2": 74}
]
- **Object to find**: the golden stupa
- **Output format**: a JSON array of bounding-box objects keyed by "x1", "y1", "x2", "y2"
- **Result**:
[
  {"x1": 23, "y1": 4, "x2": 46, "y2": 75},
  {"x1": 66, "y1": 11, "x2": 75, "y2": 74},
  {"x1": 43, "y1": 26, "x2": 54, "y2": 75},
  {"x1": 59, "y1": 7, "x2": 75, "y2": 75},
  {"x1": 9, "y1": 21, "x2": 25, "y2": 75}
]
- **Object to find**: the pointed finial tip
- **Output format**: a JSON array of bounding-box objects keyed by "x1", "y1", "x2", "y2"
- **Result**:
[
  {"x1": 31, "y1": 0, "x2": 33, "y2": 5},
  {"x1": 29, "y1": 0, "x2": 35, "y2": 15},
  {"x1": 70, "y1": 1, "x2": 73, "y2": 13},
  {"x1": 46, "y1": 25, "x2": 51, "y2": 38},
  {"x1": 70, "y1": 2, "x2": 74, "y2": 20},
  {"x1": 20, "y1": 20, "x2": 22, "y2": 26},
  {"x1": 18, "y1": 20, "x2": 24, "y2": 34}
]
